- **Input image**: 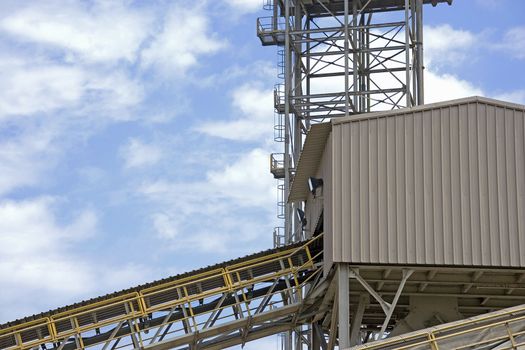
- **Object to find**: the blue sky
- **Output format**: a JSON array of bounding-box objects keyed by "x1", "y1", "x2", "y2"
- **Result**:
[{"x1": 0, "y1": 0, "x2": 524, "y2": 348}]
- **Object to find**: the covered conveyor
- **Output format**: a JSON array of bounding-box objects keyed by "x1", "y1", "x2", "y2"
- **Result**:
[
  {"x1": 0, "y1": 235, "x2": 324, "y2": 350},
  {"x1": 4, "y1": 230, "x2": 525, "y2": 350}
]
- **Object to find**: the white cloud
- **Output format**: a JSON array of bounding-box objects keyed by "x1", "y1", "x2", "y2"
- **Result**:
[
  {"x1": 139, "y1": 148, "x2": 274, "y2": 212},
  {"x1": 152, "y1": 212, "x2": 179, "y2": 239},
  {"x1": 141, "y1": 6, "x2": 226, "y2": 74},
  {"x1": 0, "y1": 51, "x2": 146, "y2": 195},
  {"x1": 84, "y1": 70, "x2": 144, "y2": 113},
  {"x1": 0, "y1": 197, "x2": 152, "y2": 321},
  {"x1": 496, "y1": 89, "x2": 525, "y2": 105},
  {"x1": 145, "y1": 208, "x2": 272, "y2": 255},
  {"x1": 207, "y1": 148, "x2": 275, "y2": 208},
  {"x1": 0, "y1": 197, "x2": 95, "y2": 317},
  {"x1": 0, "y1": 60, "x2": 84, "y2": 118},
  {"x1": 224, "y1": 0, "x2": 262, "y2": 14},
  {"x1": 425, "y1": 70, "x2": 484, "y2": 103},
  {"x1": 137, "y1": 147, "x2": 276, "y2": 253},
  {"x1": 501, "y1": 26, "x2": 525, "y2": 60},
  {"x1": 0, "y1": 198, "x2": 95, "y2": 257},
  {"x1": 197, "y1": 84, "x2": 274, "y2": 141},
  {"x1": 424, "y1": 24, "x2": 477, "y2": 67},
  {"x1": 0, "y1": 54, "x2": 144, "y2": 121},
  {"x1": 120, "y1": 138, "x2": 163, "y2": 169},
  {"x1": 197, "y1": 60, "x2": 276, "y2": 89},
  {"x1": 0, "y1": 127, "x2": 57, "y2": 195},
  {"x1": 0, "y1": 1, "x2": 151, "y2": 64}
]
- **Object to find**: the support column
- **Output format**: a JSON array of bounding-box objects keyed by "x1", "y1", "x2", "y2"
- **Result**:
[
  {"x1": 350, "y1": 294, "x2": 369, "y2": 346},
  {"x1": 292, "y1": 0, "x2": 303, "y2": 244},
  {"x1": 338, "y1": 264, "x2": 350, "y2": 349},
  {"x1": 283, "y1": 4, "x2": 293, "y2": 350},
  {"x1": 404, "y1": 0, "x2": 411, "y2": 107},
  {"x1": 352, "y1": 1, "x2": 358, "y2": 111},
  {"x1": 312, "y1": 322, "x2": 325, "y2": 350},
  {"x1": 343, "y1": 0, "x2": 349, "y2": 117},
  {"x1": 415, "y1": 0, "x2": 424, "y2": 104},
  {"x1": 283, "y1": 0, "x2": 291, "y2": 245}
]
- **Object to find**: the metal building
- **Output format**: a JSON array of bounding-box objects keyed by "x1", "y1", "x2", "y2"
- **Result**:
[
  {"x1": 290, "y1": 96, "x2": 525, "y2": 347},
  {"x1": 292, "y1": 96, "x2": 525, "y2": 269}
]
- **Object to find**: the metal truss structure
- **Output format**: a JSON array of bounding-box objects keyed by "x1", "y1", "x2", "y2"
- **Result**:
[
  {"x1": 258, "y1": 2, "x2": 450, "y2": 348},
  {"x1": 352, "y1": 303, "x2": 525, "y2": 349},
  {"x1": 257, "y1": 0, "x2": 453, "y2": 245},
  {"x1": 315, "y1": 263, "x2": 525, "y2": 348},
  {"x1": 0, "y1": 236, "x2": 323, "y2": 350}
]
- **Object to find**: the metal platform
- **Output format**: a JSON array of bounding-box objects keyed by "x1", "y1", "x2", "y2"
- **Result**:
[{"x1": 313, "y1": 263, "x2": 525, "y2": 347}]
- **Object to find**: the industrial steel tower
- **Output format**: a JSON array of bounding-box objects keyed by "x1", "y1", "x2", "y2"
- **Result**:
[
  {"x1": 258, "y1": 2, "x2": 451, "y2": 348},
  {"x1": 258, "y1": 0, "x2": 451, "y2": 247}
]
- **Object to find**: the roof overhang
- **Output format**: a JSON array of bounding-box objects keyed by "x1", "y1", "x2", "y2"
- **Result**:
[{"x1": 288, "y1": 122, "x2": 332, "y2": 202}]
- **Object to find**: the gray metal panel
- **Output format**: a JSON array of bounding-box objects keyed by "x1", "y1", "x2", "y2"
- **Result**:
[
  {"x1": 323, "y1": 134, "x2": 333, "y2": 275},
  {"x1": 305, "y1": 142, "x2": 331, "y2": 236},
  {"x1": 330, "y1": 98, "x2": 525, "y2": 267},
  {"x1": 302, "y1": 133, "x2": 333, "y2": 274},
  {"x1": 289, "y1": 123, "x2": 332, "y2": 202}
]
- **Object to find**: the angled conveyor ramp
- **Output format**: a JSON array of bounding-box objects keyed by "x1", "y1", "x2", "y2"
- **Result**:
[
  {"x1": 0, "y1": 235, "x2": 324, "y2": 350},
  {"x1": 350, "y1": 303, "x2": 525, "y2": 350}
]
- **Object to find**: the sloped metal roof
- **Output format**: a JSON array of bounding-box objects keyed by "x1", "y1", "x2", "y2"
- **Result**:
[
  {"x1": 332, "y1": 96, "x2": 525, "y2": 125},
  {"x1": 289, "y1": 122, "x2": 332, "y2": 202}
]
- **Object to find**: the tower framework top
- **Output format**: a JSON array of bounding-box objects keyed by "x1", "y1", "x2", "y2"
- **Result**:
[{"x1": 273, "y1": 0, "x2": 452, "y2": 17}]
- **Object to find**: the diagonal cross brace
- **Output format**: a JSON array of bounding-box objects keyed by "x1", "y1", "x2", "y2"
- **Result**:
[
  {"x1": 350, "y1": 268, "x2": 414, "y2": 339},
  {"x1": 349, "y1": 269, "x2": 391, "y2": 314}
]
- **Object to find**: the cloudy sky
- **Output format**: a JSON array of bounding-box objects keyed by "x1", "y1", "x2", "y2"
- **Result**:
[{"x1": 0, "y1": 0, "x2": 524, "y2": 348}]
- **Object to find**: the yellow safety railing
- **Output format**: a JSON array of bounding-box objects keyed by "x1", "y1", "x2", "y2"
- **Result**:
[
  {"x1": 355, "y1": 303, "x2": 525, "y2": 350},
  {"x1": 0, "y1": 235, "x2": 323, "y2": 350}
]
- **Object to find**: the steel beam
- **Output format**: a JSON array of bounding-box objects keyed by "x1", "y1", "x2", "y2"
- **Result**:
[
  {"x1": 338, "y1": 264, "x2": 350, "y2": 348},
  {"x1": 350, "y1": 294, "x2": 369, "y2": 346}
]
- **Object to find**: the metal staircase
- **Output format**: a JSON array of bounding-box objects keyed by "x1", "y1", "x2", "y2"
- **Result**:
[{"x1": 0, "y1": 236, "x2": 323, "y2": 350}]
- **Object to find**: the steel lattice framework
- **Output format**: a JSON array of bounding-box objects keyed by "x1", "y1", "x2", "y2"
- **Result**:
[
  {"x1": 258, "y1": 0, "x2": 451, "y2": 247},
  {"x1": 258, "y1": 2, "x2": 450, "y2": 349}
]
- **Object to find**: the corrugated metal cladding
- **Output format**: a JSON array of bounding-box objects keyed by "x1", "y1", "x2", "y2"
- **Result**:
[
  {"x1": 304, "y1": 134, "x2": 332, "y2": 239},
  {"x1": 330, "y1": 97, "x2": 525, "y2": 267}
]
